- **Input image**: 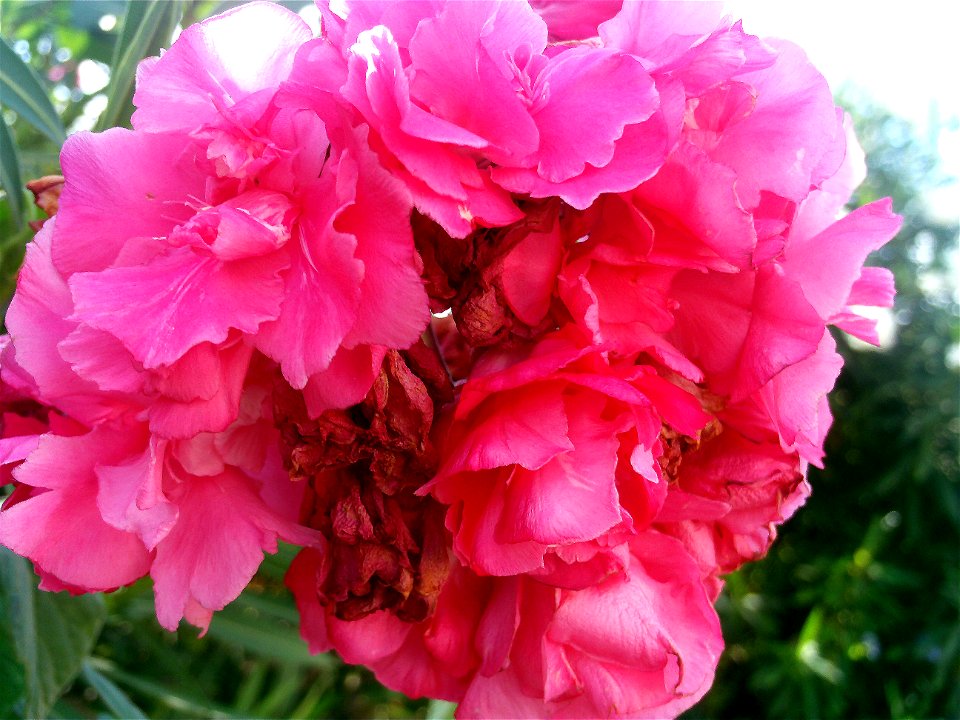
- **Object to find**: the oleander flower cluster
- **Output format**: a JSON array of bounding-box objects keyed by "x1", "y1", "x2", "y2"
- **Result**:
[{"x1": 0, "y1": 1, "x2": 900, "y2": 716}]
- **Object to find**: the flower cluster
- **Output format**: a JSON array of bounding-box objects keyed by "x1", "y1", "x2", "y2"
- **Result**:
[{"x1": 0, "y1": 1, "x2": 899, "y2": 716}]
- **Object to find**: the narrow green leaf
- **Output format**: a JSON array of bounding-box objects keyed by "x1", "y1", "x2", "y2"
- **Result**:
[
  {"x1": 88, "y1": 658, "x2": 241, "y2": 719},
  {"x1": 81, "y1": 660, "x2": 147, "y2": 720},
  {"x1": 0, "y1": 37, "x2": 66, "y2": 144},
  {"x1": 96, "y1": 0, "x2": 183, "y2": 131},
  {"x1": 206, "y1": 603, "x2": 335, "y2": 670},
  {"x1": 426, "y1": 699, "x2": 458, "y2": 720},
  {"x1": 0, "y1": 547, "x2": 107, "y2": 719},
  {"x1": 0, "y1": 115, "x2": 24, "y2": 229}
]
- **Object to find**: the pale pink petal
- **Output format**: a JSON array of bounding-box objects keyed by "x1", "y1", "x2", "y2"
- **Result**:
[
  {"x1": 599, "y1": 1, "x2": 725, "y2": 68},
  {"x1": 132, "y1": 2, "x2": 312, "y2": 133},
  {"x1": 698, "y1": 41, "x2": 838, "y2": 209},
  {"x1": 52, "y1": 130, "x2": 205, "y2": 276},
  {"x1": 0, "y1": 428, "x2": 152, "y2": 591},
  {"x1": 97, "y1": 437, "x2": 178, "y2": 550}
]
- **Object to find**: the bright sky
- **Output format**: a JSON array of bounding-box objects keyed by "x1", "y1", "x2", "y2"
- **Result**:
[{"x1": 727, "y1": 0, "x2": 960, "y2": 220}]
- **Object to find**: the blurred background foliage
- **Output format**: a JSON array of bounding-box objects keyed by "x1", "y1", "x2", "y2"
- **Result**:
[{"x1": 1, "y1": 1, "x2": 957, "y2": 718}]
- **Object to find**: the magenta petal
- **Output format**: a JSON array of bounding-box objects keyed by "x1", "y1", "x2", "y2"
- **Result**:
[
  {"x1": 785, "y1": 198, "x2": 902, "y2": 322},
  {"x1": 532, "y1": 47, "x2": 657, "y2": 183},
  {"x1": 337, "y1": 141, "x2": 429, "y2": 348},
  {"x1": 408, "y1": 0, "x2": 542, "y2": 161},
  {"x1": 255, "y1": 176, "x2": 363, "y2": 388},
  {"x1": 5, "y1": 226, "x2": 129, "y2": 424},
  {"x1": 71, "y1": 245, "x2": 286, "y2": 369},
  {"x1": 151, "y1": 468, "x2": 319, "y2": 632},
  {"x1": 148, "y1": 340, "x2": 253, "y2": 439},
  {"x1": 58, "y1": 326, "x2": 143, "y2": 395},
  {"x1": 704, "y1": 41, "x2": 838, "y2": 209}
]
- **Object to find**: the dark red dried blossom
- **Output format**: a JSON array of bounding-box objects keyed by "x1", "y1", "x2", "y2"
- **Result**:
[
  {"x1": 414, "y1": 200, "x2": 571, "y2": 347},
  {"x1": 274, "y1": 340, "x2": 453, "y2": 622}
]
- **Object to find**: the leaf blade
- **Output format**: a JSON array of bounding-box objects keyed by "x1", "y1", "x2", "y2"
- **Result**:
[
  {"x1": 0, "y1": 115, "x2": 25, "y2": 229},
  {"x1": 0, "y1": 547, "x2": 107, "y2": 718},
  {"x1": 95, "y1": 0, "x2": 183, "y2": 131},
  {"x1": 0, "y1": 37, "x2": 65, "y2": 144},
  {"x1": 80, "y1": 660, "x2": 148, "y2": 720}
]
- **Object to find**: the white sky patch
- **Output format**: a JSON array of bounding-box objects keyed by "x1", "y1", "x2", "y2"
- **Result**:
[
  {"x1": 298, "y1": 2, "x2": 322, "y2": 35},
  {"x1": 76, "y1": 59, "x2": 109, "y2": 94},
  {"x1": 98, "y1": 13, "x2": 117, "y2": 32},
  {"x1": 846, "y1": 306, "x2": 897, "y2": 352}
]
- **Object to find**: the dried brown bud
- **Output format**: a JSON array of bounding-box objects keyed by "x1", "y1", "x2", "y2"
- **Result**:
[{"x1": 26, "y1": 175, "x2": 65, "y2": 232}]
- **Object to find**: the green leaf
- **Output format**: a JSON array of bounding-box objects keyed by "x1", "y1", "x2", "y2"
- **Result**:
[
  {"x1": 80, "y1": 660, "x2": 147, "y2": 720},
  {"x1": 0, "y1": 547, "x2": 106, "y2": 718},
  {"x1": 0, "y1": 115, "x2": 24, "y2": 229},
  {"x1": 0, "y1": 37, "x2": 66, "y2": 144},
  {"x1": 95, "y1": 0, "x2": 183, "y2": 131},
  {"x1": 206, "y1": 600, "x2": 335, "y2": 670},
  {"x1": 88, "y1": 658, "x2": 241, "y2": 719}
]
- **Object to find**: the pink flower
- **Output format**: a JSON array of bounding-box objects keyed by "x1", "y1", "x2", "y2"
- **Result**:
[
  {"x1": 290, "y1": 531, "x2": 722, "y2": 718},
  {"x1": 0, "y1": 2, "x2": 903, "y2": 716},
  {"x1": 425, "y1": 328, "x2": 710, "y2": 582},
  {"x1": 312, "y1": 0, "x2": 681, "y2": 235},
  {"x1": 54, "y1": 2, "x2": 429, "y2": 427},
  {"x1": 0, "y1": 350, "x2": 321, "y2": 631}
]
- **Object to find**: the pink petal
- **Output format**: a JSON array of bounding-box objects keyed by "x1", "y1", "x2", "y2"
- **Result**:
[
  {"x1": 784, "y1": 198, "x2": 901, "y2": 321},
  {"x1": 303, "y1": 344, "x2": 387, "y2": 417},
  {"x1": 408, "y1": 0, "x2": 542, "y2": 163},
  {"x1": 255, "y1": 175, "x2": 363, "y2": 388},
  {"x1": 529, "y1": 47, "x2": 658, "y2": 184},
  {"x1": 438, "y1": 384, "x2": 573, "y2": 476},
  {"x1": 498, "y1": 400, "x2": 622, "y2": 545},
  {"x1": 132, "y1": 2, "x2": 312, "y2": 133},
  {"x1": 0, "y1": 428, "x2": 152, "y2": 590},
  {"x1": 148, "y1": 340, "x2": 253, "y2": 439},
  {"x1": 97, "y1": 436, "x2": 178, "y2": 550},
  {"x1": 151, "y1": 468, "x2": 320, "y2": 632},
  {"x1": 70, "y1": 244, "x2": 286, "y2": 369},
  {"x1": 337, "y1": 139, "x2": 429, "y2": 348},
  {"x1": 52, "y1": 130, "x2": 205, "y2": 276}
]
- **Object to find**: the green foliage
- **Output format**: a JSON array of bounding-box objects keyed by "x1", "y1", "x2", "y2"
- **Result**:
[
  {"x1": 0, "y1": 35, "x2": 66, "y2": 144},
  {"x1": 0, "y1": 547, "x2": 106, "y2": 719},
  {"x1": 690, "y1": 101, "x2": 960, "y2": 719},
  {"x1": 0, "y1": 115, "x2": 25, "y2": 229},
  {"x1": 95, "y1": 0, "x2": 184, "y2": 131}
]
